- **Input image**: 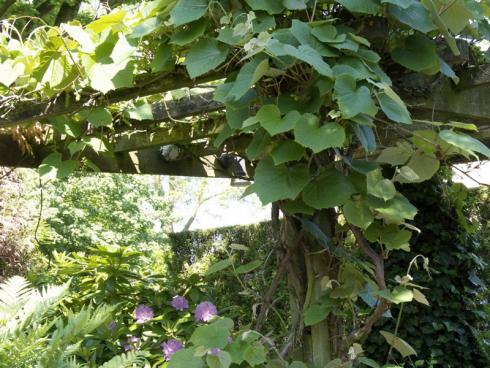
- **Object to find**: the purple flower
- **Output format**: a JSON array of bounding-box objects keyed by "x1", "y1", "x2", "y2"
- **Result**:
[
  {"x1": 171, "y1": 295, "x2": 189, "y2": 311},
  {"x1": 227, "y1": 336, "x2": 233, "y2": 343},
  {"x1": 161, "y1": 339, "x2": 183, "y2": 361},
  {"x1": 134, "y1": 304, "x2": 154, "y2": 324},
  {"x1": 123, "y1": 336, "x2": 140, "y2": 352},
  {"x1": 107, "y1": 321, "x2": 117, "y2": 332},
  {"x1": 195, "y1": 301, "x2": 218, "y2": 322},
  {"x1": 208, "y1": 348, "x2": 221, "y2": 356}
]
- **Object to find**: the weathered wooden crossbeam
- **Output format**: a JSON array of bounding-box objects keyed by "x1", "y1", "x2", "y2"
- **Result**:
[{"x1": 0, "y1": 65, "x2": 489, "y2": 177}]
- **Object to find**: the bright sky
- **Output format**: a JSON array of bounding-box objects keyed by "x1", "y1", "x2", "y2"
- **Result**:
[{"x1": 173, "y1": 162, "x2": 489, "y2": 231}]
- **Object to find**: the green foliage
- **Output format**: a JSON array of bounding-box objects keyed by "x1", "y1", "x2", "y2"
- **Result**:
[
  {"x1": 365, "y1": 177, "x2": 489, "y2": 367},
  {"x1": 41, "y1": 173, "x2": 171, "y2": 254}
]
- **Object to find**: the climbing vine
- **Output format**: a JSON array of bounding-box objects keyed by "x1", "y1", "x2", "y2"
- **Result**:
[{"x1": 1, "y1": 0, "x2": 490, "y2": 367}]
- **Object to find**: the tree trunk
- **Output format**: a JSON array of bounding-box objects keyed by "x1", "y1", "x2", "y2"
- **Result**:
[{"x1": 279, "y1": 209, "x2": 341, "y2": 365}]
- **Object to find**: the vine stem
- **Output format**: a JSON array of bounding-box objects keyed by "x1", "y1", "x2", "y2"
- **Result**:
[{"x1": 386, "y1": 303, "x2": 405, "y2": 363}]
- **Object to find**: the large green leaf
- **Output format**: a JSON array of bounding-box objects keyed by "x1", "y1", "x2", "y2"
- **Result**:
[
  {"x1": 391, "y1": 34, "x2": 439, "y2": 74},
  {"x1": 256, "y1": 105, "x2": 300, "y2": 136},
  {"x1": 245, "y1": 0, "x2": 285, "y2": 14},
  {"x1": 367, "y1": 170, "x2": 396, "y2": 201},
  {"x1": 205, "y1": 258, "x2": 233, "y2": 276},
  {"x1": 86, "y1": 10, "x2": 126, "y2": 33},
  {"x1": 283, "y1": 0, "x2": 307, "y2": 10},
  {"x1": 243, "y1": 342, "x2": 267, "y2": 367},
  {"x1": 79, "y1": 108, "x2": 112, "y2": 127},
  {"x1": 170, "y1": 0, "x2": 208, "y2": 26},
  {"x1": 207, "y1": 351, "x2": 232, "y2": 368},
  {"x1": 190, "y1": 318, "x2": 234, "y2": 348},
  {"x1": 343, "y1": 199, "x2": 374, "y2": 229},
  {"x1": 388, "y1": 3, "x2": 436, "y2": 33},
  {"x1": 271, "y1": 141, "x2": 305, "y2": 165},
  {"x1": 246, "y1": 129, "x2": 272, "y2": 160},
  {"x1": 170, "y1": 18, "x2": 208, "y2": 46},
  {"x1": 283, "y1": 44, "x2": 333, "y2": 77},
  {"x1": 254, "y1": 157, "x2": 310, "y2": 204},
  {"x1": 151, "y1": 44, "x2": 174, "y2": 72},
  {"x1": 376, "y1": 142, "x2": 413, "y2": 166},
  {"x1": 372, "y1": 194, "x2": 418, "y2": 223},
  {"x1": 394, "y1": 151, "x2": 440, "y2": 183},
  {"x1": 380, "y1": 331, "x2": 417, "y2": 358},
  {"x1": 304, "y1": 304, "x2": 332, "y2": 326},
  {"x1": 294, "y1": 113, "x2": 345, "y2": 152},
  {"x1": 128, "y1": 17, "x2": 161, "y2": 39},
  {"x1": 169, "y1": 349, "x2": 205, "y2": 368},
  {"x1": 38, "y1": 153, "x2": 78, "y2": 181},
  {"x1": 227, "y1": 58, "x2": 269, "y2": 101},
  {"x1": 439, "y1": 0, "x2": 472, "y2": 34},
  {"x1": 303, "y1": 168, "x2": 356, "y2": 209},
  {"x1": 185, "y1": 39, "x2": 230, "y2": 78},
  {"x1": 337, "y1": 0, "x2": 381, "y2": 14},
  {"x1": 438, "y1": 130, "x2": 490, "y2": 159},
  {"x1": 235, "y1": 260, "x2": 262, "y2": 274},
  {"x1": 376, "y1": 85, "x2": 411, "y2": 124},
  {"x1": 334, "y1": 75, "x2": 378, "y2": 119}
]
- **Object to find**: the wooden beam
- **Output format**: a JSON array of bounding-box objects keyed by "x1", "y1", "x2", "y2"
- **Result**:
[
  {"x1": 0, "y1": 68, "x2": 224, "y2": 128},
  {"x1": 113, "y1": 118, "x2": 224, "y2": 152}
]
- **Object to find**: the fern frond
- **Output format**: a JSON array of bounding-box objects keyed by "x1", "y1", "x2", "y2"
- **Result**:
[
  {"x1": 98, "y1": 351, "x2": 148, "y2": 368},
  {"x1": 0, "y1": 276, "x2": 32, "y2": 321}
]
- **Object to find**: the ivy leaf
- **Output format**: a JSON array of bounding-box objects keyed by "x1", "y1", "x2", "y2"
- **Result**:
[
  {"x1": 376, "y1": 85, "x2": 412, "y2": 124},
  {"x1": 79, "y1": 107, "x2": 112, "y2": 127},
  {"x1": 343, "y1": 199, "x2": 374, "y2": 229},
  {"x1": 294, "y1": 113, "x2": 345, "y2": 152},
  {"x1": 257, "y1": 105, "x2": 300, "y2": 136},
  {"x1": 185, "y1": 39, "x2": 230, "y2": 78},
  {"x1": 380, "y1": 331, "x2": 417, "y2": 358},
  {"x1": 170, "y1": 0, "x2": 208, "y2": 26},
  {"x1": 388, "y1": 3, "x2": 436, "y2": 33},
  {"x1": 170, "y1": 18, "x2": 208, "y2": 46},
  {"x1": 169, "y1": 349, "x2": 205, "y2": 368},
  {"x1": 334, "y1": 75, "x2": 378, "y2": 119},
  {"x1": 337, "y1": 0, "x2": 381, "y2": 14},
  {"x1": 438, "y1": 130, "x2": 490, "y2": 159},
  {"x1": 190, "y1": 318, "x2": 234, "y2": 348},
  {"x1": 253, "y1": 157, "x2": 309, "y2": 204},
  {"x1": 271, "y1": 141, "x2": 305, "y2": 165},
  {"x1": 245, "y1": 0, "x2": 285, "y2": 14},
  {"x1": 283, "y1": 0, "x2": 307, "y2": 10},
  {"x1": 303, "y1": 168, "x2": 356, "y2": 209},
  {"x1": 227, "y1": 58, "x2": 269, "y2": 101},
  {"x1": 304, "y1": 304, "x2": 332, "y2": 326},
  {"x1": 391, "y1": 34, "x2": 439, "y2": 74},
  {"x1": 394, "y1": 151, "x2": 440, "y2": 183}
]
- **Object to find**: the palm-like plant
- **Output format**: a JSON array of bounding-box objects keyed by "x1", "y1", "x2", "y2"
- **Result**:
[{"x1": 0, "y1": 276, "x2": 146, "y2": 367}]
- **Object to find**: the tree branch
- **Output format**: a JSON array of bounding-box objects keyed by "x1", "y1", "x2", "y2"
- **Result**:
[
  {"x1": 255, "y1": 229, "x2": 304, "y2": 332},
  {"x1": 345, "y1": 226, "x2": 390, "y2": 348}
]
